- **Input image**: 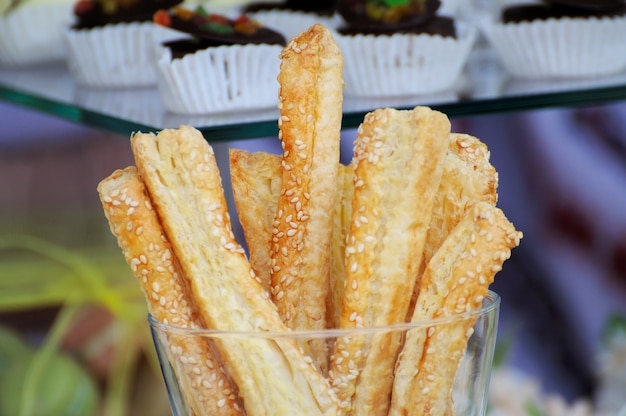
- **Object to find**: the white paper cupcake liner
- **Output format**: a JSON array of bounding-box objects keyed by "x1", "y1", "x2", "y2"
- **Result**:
[
  {"x1": 156, "y1": 43, "x2": 283, "y2": 115},
  {"x1": 248, "y1": 10, "x2": 341, "y2": 42},
  {"x1": 0, "y1": 4, "x2": 72, "y2": 66},
  {"x1": 482, "y1": 16, "x2": 626, "y2": 79},
  {"x1": 335, "y1": 23, "x2": 477, "y2": 98},
  {"x1": 64, "y1": 22, "x2": 162, "y2": 88}
]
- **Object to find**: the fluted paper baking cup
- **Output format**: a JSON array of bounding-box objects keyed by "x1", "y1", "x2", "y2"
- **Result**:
[
  {"x1": 335, "y1": 23, "x2": 477, "y2": 98},
  {"x1": 0, "y1": 4, "x2": 72, "y2": 66},
  {"x1": 65, "y1": 22, "x2": 162, "y2": 88},
  {"x1": 156, "y1": 43, "x2": 282, "y2": 115},
  {"x1": 482, "y1": 16, "x2": 626, "y2": 79},
  {"x1": 248, "y1": 10, "x2": 341, "y2": 42}
]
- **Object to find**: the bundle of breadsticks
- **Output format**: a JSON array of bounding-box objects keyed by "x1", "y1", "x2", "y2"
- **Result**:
[{"x1": 98, "y1": 24, "x2": 522, "y2": 416}]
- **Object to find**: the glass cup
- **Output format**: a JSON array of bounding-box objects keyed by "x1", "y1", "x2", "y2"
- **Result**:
[{"x1": 149, "y1": 291, "x2": 501, "y2": 416}]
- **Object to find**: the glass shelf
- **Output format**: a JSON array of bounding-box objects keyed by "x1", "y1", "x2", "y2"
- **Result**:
[{"x1": 3, "y1": 45, "x2": 626, "y2": 142}]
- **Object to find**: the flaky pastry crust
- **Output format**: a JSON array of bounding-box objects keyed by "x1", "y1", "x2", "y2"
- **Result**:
[
  {"x1": 271, "y1": 23, "x2": 344, "y2": 331},
  {"x1": 390, "y1": 201, "x2": 522, "y2": 416},
  {"x1": 97, "y1": 166, "x2": 243, "y2": 415},
  {"x1": 271, "y1": 23, "x2": 344, "y2": 371},
  {"x1": 409, "y1": 132, "x2": 499, "y2": 319},
  {"x1": 329, "y1": 106, "x2": 451, "y2": 416},
  {"x1": 229, "y1": 149, "x2": 282, "y2": 292},
  {"x1": 131, "y1": 126, "x2": 339, "y2": 415}
]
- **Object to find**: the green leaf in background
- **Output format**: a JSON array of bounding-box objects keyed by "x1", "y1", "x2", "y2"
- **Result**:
[
  {"x1": 0, "y1": 234, "x2": 154, "y2": 416},
  {"x1": 602, "y1": 313, "x2": 626, "y2": 345},
  {"x1": 524, "y1": 399, "x2": 546, "y2": 416},
  {"x1": 0, "y1": 326, "x2": 31, "y2": 372},
  {"x1": 382, "y1": 0, "x2": 409, "y2": 6},
  {"x1": 0, "y1": 349, "x2": 98, "y2": 416},
  {"x1": 492, "y1": 334, "x2": 514, "y2": 369},
  {"x1": 0, "y1": 324, "x2": 98, "y2": 416}
]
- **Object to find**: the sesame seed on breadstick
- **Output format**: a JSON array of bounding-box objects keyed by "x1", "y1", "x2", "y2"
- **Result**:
[
  {"x1": 97, "y1": 166, "x2": 243, "y2": 416},
  {"x1": 390, "y1": 201, "x2": 522, "y2": 416},
  {"x1": 131, "y1": 126, "x2": 340, "y2": 415},
  {"x1": 329, "y1": 106, "x2": 451, "y2": 416}
]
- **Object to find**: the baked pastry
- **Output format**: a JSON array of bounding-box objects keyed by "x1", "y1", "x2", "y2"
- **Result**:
[
  {"x1": 329, "y1": 106, "x2": 451, "y2": 415},
  {"x1": 243, "y1": 0, "x2": 339, "y2": 41},
  {"x1": 64, "y1": 0, "x2": 181, "y2": 87},
  {"x1": 481, "y1": 0, "x2": 626, "y2": 78},
  {"x1": 229, "y1": 148, "x2": 282, "y2": 292},
  {"x1": 0, "y1": 0, "x2": 73, "y2": 66},
  {"x1": 152, "y1": 5, "x2": 286, "y2": 114},
  {"x1": 336, "y1": 0, "x2": 454, "y2": 36},
  {"x1": 390, "y1": 201, "x2": 522, "y2": 415},
  {"x1": 97, "y1": 166, "x2": 244, "y2": 416},
  {"x1": 131, "y1": 125, "x2": 340, "y2": 415},
  {"x1": 269, "y1": 23, "x2": 343, "y2": 371},
  {"x1": 333, "y1": 0, "x2": 476, "y2": 97}
]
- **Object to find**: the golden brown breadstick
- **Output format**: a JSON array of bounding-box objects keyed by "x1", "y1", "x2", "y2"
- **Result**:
[
  {"x1": 271, "y1": 23, "x2": 344, "y2": 371},
  {"x1": 270, "y1": 23, "x2": 344, "y2": 333},
  {"x1": 97, "y1": 166, "x2": 243, "y2": 416},
  {"x1": 229, "y1": 148, "x2": 282, "y2": 292},
  {"x1": 131, "y1": 126, "x2": 340, "y2": 415},
  {"x1": 408, "y1": 132, "x2": 499, "y2": 319},
  {"x1": 329, "y1": 106, "x2": 451, "y2": 416},
  {"x1": 390, "y1": 201, "x2": 522, "y2": 416}
]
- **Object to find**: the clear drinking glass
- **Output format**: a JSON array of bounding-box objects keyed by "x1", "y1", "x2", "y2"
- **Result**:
[{"x1": 150, "y1": 291, "x2": 501, "y2": 416}]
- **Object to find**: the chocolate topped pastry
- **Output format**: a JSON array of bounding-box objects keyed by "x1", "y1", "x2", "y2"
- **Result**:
[
  {"x1": 333, "y1": 0, "x2": 475, "y2": 98},
  {"x1": 72, "y1": 0, "x2": 181, "y2": 29},
  {"x1": 153, "y1": 6, "x2": 286, "y2": 59},
  {"x1": 548, "y1": 0, "x2": 625, "y2": 11},
  {"x1": 244, "y1": 0, "x2": 336, "y2": 17},
  {"x1": 502, "y1": 0, "x2": 625, "y2": 23},
  {"x1": 337, "y1": 0, "x2": 456, "y2": 38}
]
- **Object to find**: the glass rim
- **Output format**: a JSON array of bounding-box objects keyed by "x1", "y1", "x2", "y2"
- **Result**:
[{"x1": 148, "y1": 290, "x2": 500, "y2": 339}]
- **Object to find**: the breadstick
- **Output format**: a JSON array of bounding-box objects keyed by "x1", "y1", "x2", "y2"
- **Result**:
[
  {"x1": 409, "y1": 132, "x2": 499, "y2": 319},
  {"x1": 421, "y1": 133, "x2": 498, "y2": 273},
  {"x1": 131, "y1": 126, "x2": 340, "y2": 416},
  {"x1": 390, "y1": 201, "x2": 522, "y2": 416},
  {"x1": 97, "y1": 166, "x2": 243, "y2": 416},
  {"x1": 271, "y1": 24, "x2": 343, "y2": 370},
  {"x1": 229, "y1": 148, "x2": 282, "y2": 292},
  {"x1": 329, "y1": 106, "x2": 451, "y2": 416}
]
